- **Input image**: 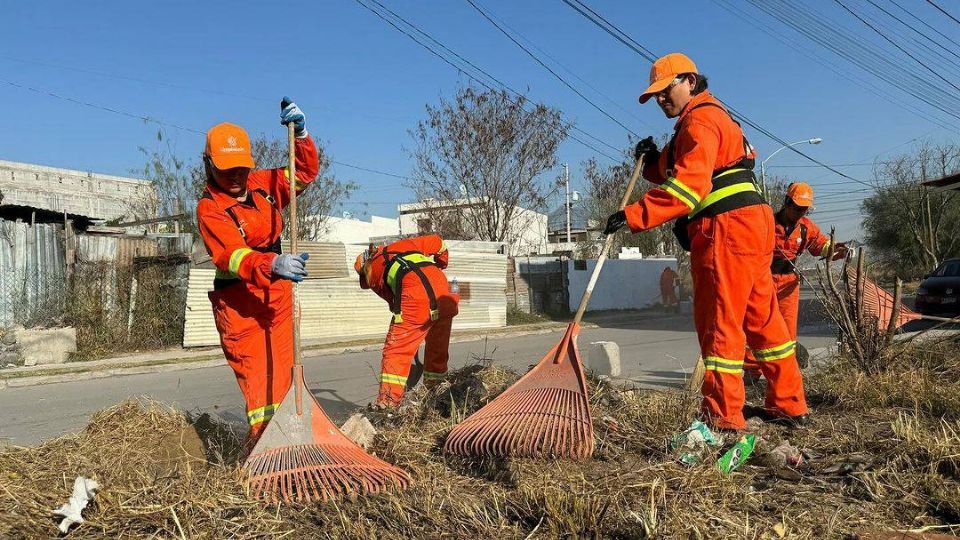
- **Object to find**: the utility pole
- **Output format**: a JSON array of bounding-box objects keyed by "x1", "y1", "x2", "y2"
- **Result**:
[{"x1": 564, "y1": 163, "x2": 571, "y2": 244}]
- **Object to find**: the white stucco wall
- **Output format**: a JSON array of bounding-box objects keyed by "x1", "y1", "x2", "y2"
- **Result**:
[
  {"x1": 567, "y1": 257, "x2": 678, "y2": 312},
  {"x1": 316, "y1": 215, "x2": 399, "y2": 244}
]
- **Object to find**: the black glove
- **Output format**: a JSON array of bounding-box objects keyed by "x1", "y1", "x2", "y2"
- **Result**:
[
  {"x1": 604, "y1": 210, "x2": 627, "y2": 235},
  {"x1": 633, "y1": 136, "x2": 659, "y2": 163}
]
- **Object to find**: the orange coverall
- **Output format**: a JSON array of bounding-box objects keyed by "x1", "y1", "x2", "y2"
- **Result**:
[
  {"x1": 660, "y1": 266, "x2": 679, "y2": 307},
  {"x1": 357, "y1": 235, "x2": 459, "y2": 407},
  {"x1": 624, "y1": 91, "x2": 807, "y2": 430},
  {"x1": 744, "y1": 215, "x2": 831, "y2": 374},
  {"x1": 196, "y1": 135, "x2": 319, "y2": 440}
]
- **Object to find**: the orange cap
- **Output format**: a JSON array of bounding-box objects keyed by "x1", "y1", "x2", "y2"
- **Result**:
[
  {"x1": 787, "y1": 182, "x2": 815, "y2": 207},
  {"x1": 204, "y1": 122, "x2": 255, "y2": 170},
  {"x1": 639, "y1": 53, "x2": 698, "y2": 104},
  {"x1": 353, "y1": 253, "x2": 365, "y2": 275}
]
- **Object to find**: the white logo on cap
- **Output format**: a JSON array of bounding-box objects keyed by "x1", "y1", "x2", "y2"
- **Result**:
[{"x1": 227, "y1": 136, "x2": 237, "y2": 147}]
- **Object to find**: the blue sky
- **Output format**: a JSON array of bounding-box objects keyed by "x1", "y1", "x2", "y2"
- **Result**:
[{"x1": 1, "y1": 0, "x2": 957, "y2": 240}]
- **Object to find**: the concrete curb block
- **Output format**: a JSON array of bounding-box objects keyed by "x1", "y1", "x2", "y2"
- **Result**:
[{"x1": 0, "y1": 323, "x2": 575, "y2": 389}]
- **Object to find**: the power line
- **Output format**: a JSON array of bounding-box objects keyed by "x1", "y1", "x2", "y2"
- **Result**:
[
  {"x1": 888, "y1": 0, "x2": 960, "y2": 53},
  {"x1": 711, "y1": 0, "x2": 960, "y2": 131},
  {"x1": 926, "y1": 0, "x2": 960, "y2": 26},
  {"x1": 563, "y1": 0, "x2": 876, "y2": 188},
  {"x1": 1, "y1": 77, "x2": 421, "y2": 186},
  {"x1": 355, "y1": 0, "x2": 623, "y2": 162},
  {"x1": 331, "y1": 160, "x2": 413, "y2": 181},
  {"x1": 465, "y1": 0, "x2": 643, "y2": 135},
  {"x1": 746, "y1": 0, "x2": 960, "y2": 122},
  {"x1": 835, "y1": 0, "x2": 960, "y2": 94},
  {"x1": 864, "y1": 0, "x2": 960, "y2": 65}
]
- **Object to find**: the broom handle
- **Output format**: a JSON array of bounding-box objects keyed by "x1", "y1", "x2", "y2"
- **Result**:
[
  {"x1": 287, "y1": 122, "x2": 304, "y2": 414},
  {"x1": 572, "y1": 155, "x2": 645, "y2": 325}
]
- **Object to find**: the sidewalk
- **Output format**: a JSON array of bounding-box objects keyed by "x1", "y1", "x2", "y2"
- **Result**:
[{"x1": 0, "y1": 321, "x2": 579, "y2": 389}]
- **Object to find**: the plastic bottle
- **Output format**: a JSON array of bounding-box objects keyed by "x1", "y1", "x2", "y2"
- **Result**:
[{"x1": 449, "y1": 278, "x2": 460, "y2": 295}]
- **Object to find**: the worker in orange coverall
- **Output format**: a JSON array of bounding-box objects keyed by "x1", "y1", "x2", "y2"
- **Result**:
[
  {"x1": 354, "y1": 234, "x2": 460, "y2": 408},
  {"x1": 196, "y1": 97, "x2": 319, "y2": 446},
  {"x1": 744, "y1": 182, "x2": 847, "y2": 378},
  {"x1": 659, "y1": 266, "x2": 679, "y2": 311},
  {"x1": 603, "y1": 53, "x2": 809, "y2": 431}
]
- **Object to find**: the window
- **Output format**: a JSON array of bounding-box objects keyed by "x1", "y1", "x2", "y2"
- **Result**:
[{"x1": 935, "y1": 261, "x2": 960, "y2": 277}]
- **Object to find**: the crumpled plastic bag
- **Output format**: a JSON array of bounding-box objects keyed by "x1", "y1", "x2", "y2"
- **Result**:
[
  {"x1": 670, "y1": 420, "x2": 722, "y2": 465},
  {"x1": 52, "y1": 476, "x2": 99, "y2": 533}
]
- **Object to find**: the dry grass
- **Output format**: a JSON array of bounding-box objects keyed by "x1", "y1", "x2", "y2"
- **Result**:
[{"x1": 1, "y1": 342, "x2": 959, "y2": 539}]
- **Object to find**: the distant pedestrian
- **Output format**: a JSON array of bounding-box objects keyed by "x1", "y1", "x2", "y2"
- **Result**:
[{"x1": 660, "y1": 266, "x2": 679, "y2": 311}]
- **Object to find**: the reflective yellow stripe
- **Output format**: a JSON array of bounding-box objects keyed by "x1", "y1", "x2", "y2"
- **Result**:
[
  {"x1": 283, "y1": 168, "x2": 308, "y2": 191},
  {"x1": 423, "y1": 371, "x2": 445, "y2": 380},
  {"x1": 753, "y1": 341, "x2": 796, "y2": 361},
  {"x1": 821, "y1": 239, "x2": 832, "y2": 253},
  {"x1": 228, "y1": 248, "x2": 254, "y2": 276},
  {"x1": 662, "y1": 177, "x2": 701, "y2": 210},
  {"x1": 247, "y1": 403, "x2": 279, "y2": 426},
  {"x1": 703, "y1": 356, "x2": 744, "y2": 374},
  {"x1": 392, "y1": 313, "x2": 403, "y2": 324},
  {"x1": 381, "y1": 373, "x2": 407, "y2": 386},
  {"x1": 690, "y1": 180, "x2": 758, "y2": 217},
  {"x1": 385, "y1": 253, "x2": 436, "y2": 292}
]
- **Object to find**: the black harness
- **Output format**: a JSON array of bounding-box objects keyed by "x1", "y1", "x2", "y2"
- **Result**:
[
  {"x1": 771, "y1": 222, "x2": 808, "y2": 275},
  {"x1": 204, "y1": 188, "x2": 283, "y2": 290},
  {"x1": 668, "y1": 101, "x2": 766, "y2": 251},
  {"x1": 381, "y1": 250, "x2": 439, "y2": 323}
]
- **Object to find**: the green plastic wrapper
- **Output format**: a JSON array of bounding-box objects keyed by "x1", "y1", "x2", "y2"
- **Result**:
[{"x1": 717, "y1": 434, "x2": 756, "y2": 473}]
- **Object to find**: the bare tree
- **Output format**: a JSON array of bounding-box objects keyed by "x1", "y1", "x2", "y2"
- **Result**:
[
  {"x1": 863, "y1": 142, "x2": 960, "y2": 276},
  {"x1": 578, "y1": 145, "x2": 680, "y2": 259},
  {"x1": 185, "y1": 134, "x2": 355, "y2": 241},
  {"x1": 127, "y1": 130, "x2": 196, "y2": 232},
  {"x1": 407, "y1": 86, "x2": 568, "y2": 247}
]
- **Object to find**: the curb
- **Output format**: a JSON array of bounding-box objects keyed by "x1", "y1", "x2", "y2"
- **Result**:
[{"x1": 0, "y1": 323, "x2": 577, "y2": 390}]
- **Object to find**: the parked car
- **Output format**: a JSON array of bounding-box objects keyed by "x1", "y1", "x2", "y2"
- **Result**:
[{"x1": 915, "y1": 258, "x2": 960, "y2": 316}]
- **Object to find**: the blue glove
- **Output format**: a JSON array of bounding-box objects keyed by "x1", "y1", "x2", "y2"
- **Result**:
[
  {"x1": 280, "y1": 96, "x2": 307, "y2": 138},
  {"x1": 271, "y1": 252, "x2": 310, "y2": 282}
]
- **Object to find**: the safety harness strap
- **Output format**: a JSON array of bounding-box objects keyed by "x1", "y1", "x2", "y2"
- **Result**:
[
  {"x1": 663, "y1": 101, "x2": 764, "y2": 220},
  {"x1": 770, "y1": 222, "x2": 809, "y2": 275},
  {"x1": 383, "y1": 251, "x2": 439, "y2": 323}
]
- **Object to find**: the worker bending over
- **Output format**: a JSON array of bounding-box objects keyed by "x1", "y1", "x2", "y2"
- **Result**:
[
  {"x1": 604, "y1": 53, "x2": 808, "y2": 431},
  {"x1": 744, "y1": 182, "x2": 847, "y2": 378},
  {"x1": 354, "y1": 235, "x2": 460, "y2": 408},
  {"x1": 196, "y1": 97, "x2": 319, "y2": 446}
]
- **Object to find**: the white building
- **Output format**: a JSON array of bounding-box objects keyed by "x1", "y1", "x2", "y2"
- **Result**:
[
  {"x1": 312, "y1": 214, "x2": 400, "y2": 244},
  {"x1": 0, "y1": 159, "x2": 155, "y2": 222},
  {"x1": 398, "y1": 197, "x2": 548, "y2": 256}
]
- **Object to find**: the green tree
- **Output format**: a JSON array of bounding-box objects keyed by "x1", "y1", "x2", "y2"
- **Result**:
[{"x1": 862, "y1": 142, "x2": 960, "y2": 277}]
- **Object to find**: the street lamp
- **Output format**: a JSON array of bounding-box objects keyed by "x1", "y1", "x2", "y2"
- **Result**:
[{"x1": 760, "y1": 138, "x2": 822, "y2": 199}]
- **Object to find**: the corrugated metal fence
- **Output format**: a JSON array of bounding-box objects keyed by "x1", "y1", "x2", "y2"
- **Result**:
[
  {"x1": 183, "y1": 243, "x2": 508, "y2": 348},
  {"x1": 0, "y1": 220, "x2": 66, "y2": 327}
]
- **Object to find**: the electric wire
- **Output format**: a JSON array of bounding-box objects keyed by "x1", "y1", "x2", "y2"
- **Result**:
[
  {"x1": 835, "y1": 0, "x2": 960, "y2": 94},
  {"x1": 356, "y1": 0, "x2": 623, "y2": 161},
  {"x1": 926, "y1": 0, "x2": 960, "y2": 26},
  {"x1": 465, "y1": 0, "x2": 644, "y2": 135}
]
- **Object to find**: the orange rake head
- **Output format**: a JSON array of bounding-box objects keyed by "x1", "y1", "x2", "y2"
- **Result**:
[
  {"x1": 244, "y1": 366, "x2": 411, "y2": 503},
  {"x1": 846, "y1": 266, "x2": 921, "y2": 331},
  {"x1": 443, "y1": 322, "x2": 594, "y2": 460}
]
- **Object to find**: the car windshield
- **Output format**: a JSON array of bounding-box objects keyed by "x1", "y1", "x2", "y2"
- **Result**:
[{"x1": 934, "y1": 261, "x2": 960, "y2": 277}]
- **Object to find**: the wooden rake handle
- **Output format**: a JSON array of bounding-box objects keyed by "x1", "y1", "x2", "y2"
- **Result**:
[
  {"x1": 572, "y1": 155, "x2": 645, "y2": 325},
  {"x1": 286, "y1": 122, "x2": 305, "y2": 414}
]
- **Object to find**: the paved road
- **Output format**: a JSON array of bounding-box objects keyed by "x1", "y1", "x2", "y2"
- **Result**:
[{"x1": 0, "y1": 313, "x2": 838, "y2": 445}]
